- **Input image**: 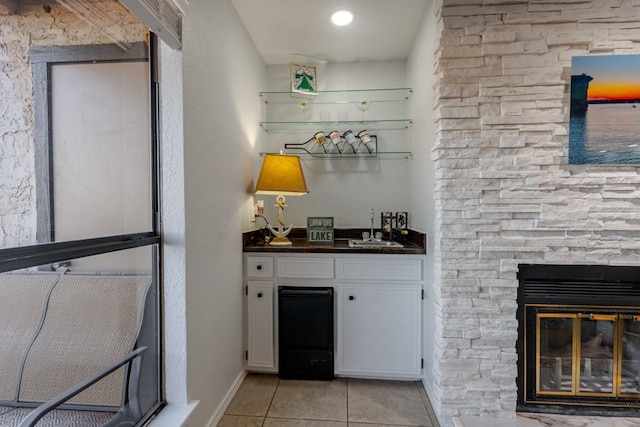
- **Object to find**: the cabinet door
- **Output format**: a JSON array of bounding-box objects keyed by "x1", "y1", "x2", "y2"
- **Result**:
[
  {"x1": 337, "y1": 284, "x2": 421, "y2": 378},
  {"x1": 247, "y1": 281, "x2": 274, "y2": 369}
]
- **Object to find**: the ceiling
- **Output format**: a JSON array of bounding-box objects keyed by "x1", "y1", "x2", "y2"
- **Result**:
[{"x1": 230, "y1": 0, "x2": 429, "y2": 65}]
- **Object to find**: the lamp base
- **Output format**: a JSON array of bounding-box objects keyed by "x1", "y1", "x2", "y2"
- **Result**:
[{"x1": 269, "y1": 236, "x2": 293, "y2": 246}]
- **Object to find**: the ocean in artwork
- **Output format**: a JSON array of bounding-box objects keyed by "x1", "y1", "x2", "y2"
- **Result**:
[
  {"x1": 569, "y1": 54, "x2": 640, "y2": 165},
  {"x1": 569, "y1": 103, "x2": 640, "y2": 164}
]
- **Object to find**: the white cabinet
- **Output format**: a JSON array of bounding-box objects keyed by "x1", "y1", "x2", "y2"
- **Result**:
[
  {"x1": 335, "y1": 255, "x2": 423, "y2": 379},
  {"x1": 244, "y1": 253, "x2": 424, "y2": 379},
  {"x1": 245, "y1": 256, "x2": 276, "y2": 371},
  {"x1": 336, "y1": 257, "x2": 422, "y2": 282},
  {"x1": 336, "y1": 283, "x2": 422, "y2": 379},
  {"x1": 277, "y1": 256, "x2": 334, "y2": 278},
  {"x1": 246, "y1": 281, "x2": 274, "y2": 369},
  {"x1": 246, "y1": 256, "x2": 273, "y2": 277}
]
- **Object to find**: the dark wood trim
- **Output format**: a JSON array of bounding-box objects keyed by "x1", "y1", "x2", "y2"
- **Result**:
[
  {"x1": 30, "y1": 42, "x2": 148, "y2": 64},
  {"x1": 32, "y1": 61, "x2": 53, "y2": 243}
]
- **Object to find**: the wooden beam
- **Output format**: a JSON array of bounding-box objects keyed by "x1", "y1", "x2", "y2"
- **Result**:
[{"x1": 0, "y1": 0, "x2": 18, "y2": 15}]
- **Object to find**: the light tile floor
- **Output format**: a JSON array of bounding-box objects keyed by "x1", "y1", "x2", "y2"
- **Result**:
[{"x1": 219, "y1": 374, "x2": 440, "y2": 427}]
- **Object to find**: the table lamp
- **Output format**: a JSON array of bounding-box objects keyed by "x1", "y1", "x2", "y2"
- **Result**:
[{"x1": 255, "y1": 153, "x2": 309, "y2": 245}]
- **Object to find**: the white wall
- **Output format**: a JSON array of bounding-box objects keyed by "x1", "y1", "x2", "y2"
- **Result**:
[
  {"x1": 177, "y1": 0, "x2": 265, "y2": 425},
  {"x1": 159, "y1": 38, "x2": 188, "y2": 409},
  {"x1": 407, "y1": 0, "x2": 438, "y2": 402},
  {"x1": 260, "y1": 62, "x2": 412, "y2": 229}
]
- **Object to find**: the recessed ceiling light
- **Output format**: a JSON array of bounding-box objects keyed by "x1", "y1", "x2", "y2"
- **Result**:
[{"x1": 331, "y1": 10, "x2": 353, "y2": 26}]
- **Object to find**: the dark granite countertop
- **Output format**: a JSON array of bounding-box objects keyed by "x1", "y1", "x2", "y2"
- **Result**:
[{"x1": 243, "y1": 228, "x2": 426, "y2": 255}]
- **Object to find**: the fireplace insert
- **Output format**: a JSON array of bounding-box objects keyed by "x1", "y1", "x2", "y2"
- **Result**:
[{"x1": 517, "y1": 264, "x2": 640, "y2": 416}]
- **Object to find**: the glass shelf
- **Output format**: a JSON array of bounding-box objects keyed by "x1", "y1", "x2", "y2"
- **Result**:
[
  {"x1": 260, "y1": 119, "x2": 412, "y2": 132},
  {"x1": 259, "y1": 87, "x2": 412, "y2": 160},
  {"x1": 259, "y1": 88, "x2": 412, "y2": 105},
  {"x1": 259, "y1": 151, "x2": 413, "y2": 160}
]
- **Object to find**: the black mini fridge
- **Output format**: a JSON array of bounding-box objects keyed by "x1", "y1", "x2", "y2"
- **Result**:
[{"x1": 278, "y1": 286, "x2": 334, "y2": 380}]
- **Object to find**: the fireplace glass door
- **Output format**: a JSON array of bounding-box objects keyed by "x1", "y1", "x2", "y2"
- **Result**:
[
  {"x1": 620, "y1": 316, "x2": 640, "y2": 396},
  {"x1": 535, "y1": 309, "x2": 640, "y2": 399},
  {"x1": 518, "y1": 264, "x2": 640, "y2": 413}
]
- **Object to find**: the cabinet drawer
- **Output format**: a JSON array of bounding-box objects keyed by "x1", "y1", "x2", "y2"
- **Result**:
[
  {"x1": 246, "y1": 256, "x2": 274, "y2": 277},
  {"x1": 277, "y1": 257, "x2": 334, "y2": 279},
  {"x1": 336, "y1": 257, "x2": 422, "y2": 282}
]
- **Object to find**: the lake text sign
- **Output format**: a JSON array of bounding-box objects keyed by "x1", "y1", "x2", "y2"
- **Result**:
[{"x1": 307, "y1": 217, "x2": 334, "y2": 245}]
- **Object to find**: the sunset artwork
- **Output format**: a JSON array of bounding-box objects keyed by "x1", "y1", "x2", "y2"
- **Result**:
[{"x1": 569, "y1": 54, "x2": 640, "y2": 164}]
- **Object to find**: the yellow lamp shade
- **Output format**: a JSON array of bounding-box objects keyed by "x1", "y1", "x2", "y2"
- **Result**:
[{"x1": 255, "y1": 154, "x2": 308, "y2": 196}]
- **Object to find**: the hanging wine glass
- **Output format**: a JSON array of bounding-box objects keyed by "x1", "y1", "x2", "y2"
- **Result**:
[
  {"x1": 357, "y1": 100, "x2": 369, "y2": 120},
  {"x1": 299, "y1": 101, "x2": 311, "y2": 120}
]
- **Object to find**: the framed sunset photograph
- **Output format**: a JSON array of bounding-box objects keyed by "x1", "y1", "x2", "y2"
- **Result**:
[{"x1": 569, "y1": 54, "x2": 640, "y2": 164}]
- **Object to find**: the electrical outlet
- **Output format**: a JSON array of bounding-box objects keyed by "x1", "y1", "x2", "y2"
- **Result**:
[{"x1": 250, "y1": 205, "x2": 256, "y2": 222}]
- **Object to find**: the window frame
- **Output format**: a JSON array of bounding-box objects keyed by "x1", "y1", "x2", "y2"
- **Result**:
[{"x1": 0, "y1": 34, "x2": 164, "y2": 425}]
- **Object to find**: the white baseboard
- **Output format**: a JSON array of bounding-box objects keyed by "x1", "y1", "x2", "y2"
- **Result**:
[{"x1": 206, "y1": 370, "x2": 248, "y2": 427}]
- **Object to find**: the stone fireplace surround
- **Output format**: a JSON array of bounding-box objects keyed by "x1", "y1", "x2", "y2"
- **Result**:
[{"x1": 431, "y1": 1, "x2": 640, "y2": 426}]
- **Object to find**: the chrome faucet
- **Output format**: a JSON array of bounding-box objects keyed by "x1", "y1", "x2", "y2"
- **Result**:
[{"x1": 370, "y1": 208, "x2": 375, "y2": 240}]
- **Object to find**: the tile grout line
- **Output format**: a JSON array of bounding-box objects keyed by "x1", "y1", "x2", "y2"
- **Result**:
[
  {"x1": 415, "y1": 380, "x2": 439, "y2": 427},
  {"x1": 262, "y1": 376, "x2": 281, "y2": 425},
  {"x1": 416, "y1": 380, "x2": 430, "y2": 426},
  {"x1": 247, "y1": 374, "x2": 440, "y2": 427},
  {"x1": 346, "y1": 377, "x2": 349, "y2": 426}
]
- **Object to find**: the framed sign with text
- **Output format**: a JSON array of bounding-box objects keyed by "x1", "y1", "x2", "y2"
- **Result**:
[{"x1": 307, "y1": 217, "x2": 334, "y2": 244}]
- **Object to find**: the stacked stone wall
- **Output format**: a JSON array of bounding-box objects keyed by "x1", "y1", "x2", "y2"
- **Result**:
[
  {"x1": 432, "y1": 1, "x2": 640, "y2": 425},
  {"x1": 0, "y1": 0, "x2": 145, "y2": 248}
]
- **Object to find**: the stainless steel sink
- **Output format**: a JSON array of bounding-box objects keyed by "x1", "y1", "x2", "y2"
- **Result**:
[{"x1": 348, "y1": 239, "x2": 403, "y2": 248}]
